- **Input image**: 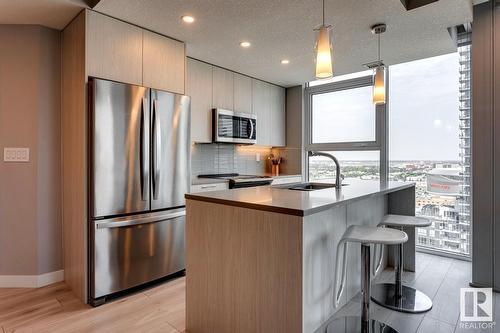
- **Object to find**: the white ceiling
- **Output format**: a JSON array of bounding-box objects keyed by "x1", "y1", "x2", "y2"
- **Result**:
[
  {"x1": 94, "y1": 0, "x2": 472, "y2": 87},
  {"x1": 0, "y1": 0, "x2": 472, "y2": 87},
  {"x1": 0, "y1": 0, "x2": 87, "y2": 29}
]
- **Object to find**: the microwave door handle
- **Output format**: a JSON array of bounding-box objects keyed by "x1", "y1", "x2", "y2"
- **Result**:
[
  {"x1": 152, "y1": 99, "x2": 161, "y2": 200},
  {"x1": 249, "y1": 119, "x2": 254, "y2": 139},
  {"x1": 140, "y1": 97, "x2": 148, "y2": 201}
]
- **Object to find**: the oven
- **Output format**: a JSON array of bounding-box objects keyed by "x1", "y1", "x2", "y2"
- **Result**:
[{"x1": 212, "y1": 108, "x2": 257, "y2": 144}]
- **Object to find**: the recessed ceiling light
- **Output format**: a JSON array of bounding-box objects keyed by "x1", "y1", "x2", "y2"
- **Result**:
[
  {"x1": 281, "y1": 59, "x2": 290, "y2": 64},
  {"x1": 240, "y1": 41, "x2": 251, "y2": 48},
  {"x1": 181, "y1": 15, "x2": 195, "y2": 23}
]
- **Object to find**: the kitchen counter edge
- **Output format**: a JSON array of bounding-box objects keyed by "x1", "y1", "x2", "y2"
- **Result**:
[{"x1": 185, "y1": 180, "x2": 415, "y2": 217}]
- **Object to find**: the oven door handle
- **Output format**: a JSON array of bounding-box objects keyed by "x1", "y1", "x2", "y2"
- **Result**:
[{"x1": 95, "y1": 210, "x2": 185, "y2": 229}]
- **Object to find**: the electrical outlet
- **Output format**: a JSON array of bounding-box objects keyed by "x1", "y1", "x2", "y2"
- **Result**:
[{"x1": 3, "y1": 148, "x2": 30, "y2": 162}]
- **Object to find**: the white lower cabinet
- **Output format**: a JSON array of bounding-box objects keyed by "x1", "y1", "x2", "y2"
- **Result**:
[{"x1": 190, "y1": 182, "x2": 229, "y2": 193}]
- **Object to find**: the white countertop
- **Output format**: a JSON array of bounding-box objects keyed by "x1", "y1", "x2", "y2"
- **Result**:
[{"x1": 186, "y1": 178, "x2": 414, "y2": 216}]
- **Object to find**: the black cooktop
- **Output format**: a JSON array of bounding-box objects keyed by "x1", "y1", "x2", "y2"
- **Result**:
[
  {"x1": 198, "y1": 173, "x2": 271, "y2": 180},
  {"x1": 198, "y1": 173, "x2": 273, "y2": 189}
]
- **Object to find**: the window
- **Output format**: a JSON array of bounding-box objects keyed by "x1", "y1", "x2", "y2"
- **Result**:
[
  {"x1": 311, "y1": 86, "x2": 376, "y2": 144},
  {"x1": 388, "y1": 49, "x2": 471, "y2": 258},
  {"x1": 306, "y1": 71, "x2": 386, "y2": 183},
  {"x1": 306, "y1": 73, "x2": 384, "y2": 150},
  {"x1": 308, "y1": 70, "x2": 373, "y2": 87},
  {"x1": 309, "y1": 151, "x2": 380, "y2": 181}
]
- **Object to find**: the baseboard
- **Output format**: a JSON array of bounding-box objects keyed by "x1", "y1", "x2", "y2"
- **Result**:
[
  {"x1": 0, "y1": 270, "x2": 64, "y2": 288},
  {"x1": 469, "y1": 281, "x2": 500, "y2": 293}
]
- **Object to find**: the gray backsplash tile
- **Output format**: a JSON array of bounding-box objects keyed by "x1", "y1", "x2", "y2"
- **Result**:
[{"x1": 191, "y1": 143, "x2": 270, "y2": 177}]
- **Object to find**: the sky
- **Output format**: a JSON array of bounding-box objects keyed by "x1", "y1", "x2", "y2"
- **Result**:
[
  {"x1": 389, "y1": 53, "x2": 460, "y2": 161},
  {"x1": 311, "y1": 53, "x2": 461, "y2": 161}
]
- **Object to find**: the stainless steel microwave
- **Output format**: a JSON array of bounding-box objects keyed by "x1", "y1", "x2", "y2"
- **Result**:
[{"x1": 212, "y1": 108, "x2": 257, "y2": 144}]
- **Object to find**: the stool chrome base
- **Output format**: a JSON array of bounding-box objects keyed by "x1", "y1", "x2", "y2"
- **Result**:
[
  {"x1": 326, "y1": 316, "x2": 398, "y2": 333},
  {"x1": 371, "y1": 283, "x2": 433, "y2": 314}
]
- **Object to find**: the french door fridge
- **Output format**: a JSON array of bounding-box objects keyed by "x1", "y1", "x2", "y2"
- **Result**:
[{"x1": 88, "y1": 78, "x2": 190, "y2": 306}]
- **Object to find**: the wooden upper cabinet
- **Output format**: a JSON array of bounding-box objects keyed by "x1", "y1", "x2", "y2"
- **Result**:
[
  {"x1": 252, "y1": 79, "x2": 271, "y2": 146},
  {"x1": 252, "y1": 79, "x2": 286, "y2": 147},
  {"x1": 271, "y1": 86, "x2": 286, "y2": 147},
  {"x1": 86, "y1": 11, "x2": 143, "y2": 85},
  {"x1": 212, "y1": 67, "x2": 234, "y2": 110},
  {"x1": 143, "y1": 30, "x2": 185, "y2": 94},
  {"x1": 233, "y1": 73, "x2": 252, "y2": 114},
  {"x1": 187, "y1": 59, "x2": 213, "y2": 143}
]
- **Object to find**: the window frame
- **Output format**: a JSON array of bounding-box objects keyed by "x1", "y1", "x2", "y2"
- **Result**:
[{"x1": 304, "y1": 73, "x2": 389, "y2": 182}]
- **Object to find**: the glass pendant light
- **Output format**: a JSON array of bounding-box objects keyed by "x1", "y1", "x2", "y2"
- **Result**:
[
  {"x1": 372, "y1": 24, "x2": 386, "y2": 105},
  {"x1": 373, "y1": 65, "x2": 386, "y2": 105},
  {"x1": 315, "y1": 0, "x2": 333, "y2": 79}
]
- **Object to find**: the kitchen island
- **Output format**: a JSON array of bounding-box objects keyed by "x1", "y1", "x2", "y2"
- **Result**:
[{"x1": 185, "y1": 179, "x2": 416, "y2": 333}]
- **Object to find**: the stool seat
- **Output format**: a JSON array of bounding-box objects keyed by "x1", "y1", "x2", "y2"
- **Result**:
[
  {"x1": 342, "y1": 225, "x2": 408, "y2": 245},
  {"x1": 380, "y1": 214, "x2": 431, "y2": 228}
]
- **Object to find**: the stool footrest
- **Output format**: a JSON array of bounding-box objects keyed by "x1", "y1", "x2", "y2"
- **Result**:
[{"x1": 371, "y1": 283, "x2": 433, "y2": 314}]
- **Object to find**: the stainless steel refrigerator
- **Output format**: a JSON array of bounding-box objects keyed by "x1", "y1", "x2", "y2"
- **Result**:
[{"x1": 88, "y1": 78, "x2": 190, "y2": 306}]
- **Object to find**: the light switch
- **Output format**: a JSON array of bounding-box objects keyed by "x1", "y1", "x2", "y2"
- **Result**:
[
  {"x1": 3, "y1": 148, "x2": 30, "y2": 162},
  {"x1": 255, "y1": 153, "x2": 260, "y2": 162}
]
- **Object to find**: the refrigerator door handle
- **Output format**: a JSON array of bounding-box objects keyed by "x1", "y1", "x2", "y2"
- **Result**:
[
  {"x1": 152, "y1": 99, "x2": 161, "y2": 200},
  {"x1": 95, "y1": 210, "x2": 186, "y2": 229},
  {"x1": 140, "y1": 97, "x2": 149, "y2": 201}
]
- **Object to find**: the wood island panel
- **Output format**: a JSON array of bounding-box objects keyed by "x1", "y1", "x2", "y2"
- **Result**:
[{"x1": 186, "y1": 199, "x2": 303, "y2": 333}]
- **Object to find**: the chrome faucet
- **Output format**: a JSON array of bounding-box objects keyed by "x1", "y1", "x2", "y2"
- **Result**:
[{"x1": 308, "y1": 151, "x2": 343, "y2": 189}]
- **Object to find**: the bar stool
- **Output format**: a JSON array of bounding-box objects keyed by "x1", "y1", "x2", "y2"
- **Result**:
[
  {"x1": 371, "y1": 215, "x2": 433, "y2": 313},
  {"x1": 327, "y1": 225, "x2": 408, "y2": 333}
]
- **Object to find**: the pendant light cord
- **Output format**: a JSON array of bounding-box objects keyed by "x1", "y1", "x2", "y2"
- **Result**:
[
  {"x1": 322, "y1": 0, "x2": 325, "y2": 26},
  {"x1": 378, "y1": 33, "x2": 381, "y2": 62}
]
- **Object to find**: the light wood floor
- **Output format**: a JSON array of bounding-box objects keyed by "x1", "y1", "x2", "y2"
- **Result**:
[
  {"x1": 0, "y1": 276, "x2": 185, "y2": 333},
  {"x1": 0, "y1": 253, "x2": 496, "y2": 333}
]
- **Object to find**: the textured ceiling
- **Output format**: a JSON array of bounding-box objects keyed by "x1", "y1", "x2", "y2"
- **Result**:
[
  {"x1": 0, "y1": 0, "x2": 87, "y2": 29},
  {"x1": 95, "y1": 0, "x2": 472, "y2": 87},
  {"x1": 0, "y1": 0, "x2": 472, "y2": 86}
]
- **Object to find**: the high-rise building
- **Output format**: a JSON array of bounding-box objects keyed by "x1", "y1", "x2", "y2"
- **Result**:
[
  {"x1": 457, "y1": 27, "x2": 472, "y2": 256},
  {"x1": 416, "y1": 26, "x2": 472, "y2": 256}
]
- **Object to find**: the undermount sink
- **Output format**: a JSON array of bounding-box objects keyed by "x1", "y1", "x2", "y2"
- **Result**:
[{"x1": 287, "y1": 182, "x2": 347, "y2": 191}]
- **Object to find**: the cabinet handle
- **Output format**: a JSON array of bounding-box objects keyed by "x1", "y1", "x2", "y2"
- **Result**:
[{"x1": 201, "y1": 185, "x2": 217, "y2": 189}]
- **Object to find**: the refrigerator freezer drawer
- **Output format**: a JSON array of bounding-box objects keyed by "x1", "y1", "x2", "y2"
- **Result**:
[{"x1": 90, "y1": 210, "x2": 185, "y2": 299}]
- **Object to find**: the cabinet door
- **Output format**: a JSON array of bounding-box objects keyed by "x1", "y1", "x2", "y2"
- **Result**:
[
  {"x1": 87, "y1": 11, "x2": 143, "y2": 85},
  {"x1": 212, "y1": 67, "x2": 234, "y2": 110},
  {"x1": 186, "y1": 59, "x2": 213, "y2": 143},
  {"x1": 233, "y1": 73, "x2": 252, "y2": 114},
  {"x1": 252, "y1": 79, "x2": 271, "y2": 146},
  {"x1": 143, "y1": 30, "x2": 185, "y2": 94},
  {"x1": 271, "y1": 85, "x2": 286, "y2": 147}
]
